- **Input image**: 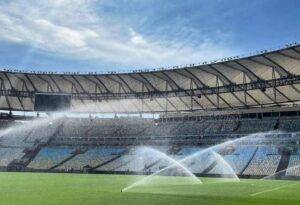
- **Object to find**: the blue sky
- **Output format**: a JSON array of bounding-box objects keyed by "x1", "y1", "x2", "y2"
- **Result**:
[{"x1": 0, "y1": 0, "x2": 299, "y2": 73}]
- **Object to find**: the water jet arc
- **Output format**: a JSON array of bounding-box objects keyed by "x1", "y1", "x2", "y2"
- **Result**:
[{"x1": 122, "y1": 147, "x2": 202, "y2": 192}]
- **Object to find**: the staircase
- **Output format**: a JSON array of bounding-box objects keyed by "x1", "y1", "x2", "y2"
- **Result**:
[
  {"x1": 240, "y1": 147, "x2": 259, "y2": 175},
  {"x1": 143, "y1": 159, "x2": 161, "y2": 172},
  {"x1": 91, "y1": 154, "x2": 123, "y2": 171},
  {"x1": 49, "y1": 151, "x2": 82, "y2": 170},
  {"x1": 276, "y1": 153, "x2": 291, "y2": 173},
  {"x1": 28, "y1": 122, "x2": 65, "y2": 166},
  {"x1": 84, "y1": 123, "x2": 95, "y2": 137},
  {"x1": 202, "y1": 161, "x2": 218, "y2": 174},
  {"x1": 21, "y1": 145, "x2": 43, "y2": 166},
  {"x1": 6, "y1": 144, "x2": 43, "y2": 171}
]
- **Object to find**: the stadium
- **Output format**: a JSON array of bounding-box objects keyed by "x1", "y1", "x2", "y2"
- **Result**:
[{"x1": 0, "y1": 42, "x2": 299, "y2": 205}]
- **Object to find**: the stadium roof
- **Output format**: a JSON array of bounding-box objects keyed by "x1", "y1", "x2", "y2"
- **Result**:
[{"x1": 0, "y1": 43, "x2": 299, "y2": 113}]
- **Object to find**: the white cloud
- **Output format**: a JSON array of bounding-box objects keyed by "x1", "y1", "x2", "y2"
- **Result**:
[
  {"x1": 0, "y1": 0, "x2": 236, "y2": 70},
  {"x1": 34, "y1": 19, "x2": 88, "y2": 48},
  {"x1": 129, "y1": 28, "x2": 147, "y2": 46}
]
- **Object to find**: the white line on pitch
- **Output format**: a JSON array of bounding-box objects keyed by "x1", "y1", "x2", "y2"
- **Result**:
[{"x1": 250, "y1": 184, "x2": 297, "y2": 197}]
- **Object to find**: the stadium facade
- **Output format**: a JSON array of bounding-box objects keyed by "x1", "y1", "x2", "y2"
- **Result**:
[{"x1": 0, "y1": 43, "x2": 299, "y2": 180}]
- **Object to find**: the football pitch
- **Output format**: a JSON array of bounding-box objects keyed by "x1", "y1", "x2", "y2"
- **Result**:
[{"x1": 0, "y1": 172, "x2": 299, "y2": 205}]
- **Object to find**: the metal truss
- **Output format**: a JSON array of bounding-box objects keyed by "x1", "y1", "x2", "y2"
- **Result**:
[{"x1": 0, "y1": 75, "x2": 298, "y2": 101}]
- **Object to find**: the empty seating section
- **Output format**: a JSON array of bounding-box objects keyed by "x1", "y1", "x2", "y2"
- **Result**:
[
  {"x1": 243, "y1": 146, "x2": 281, "y2": 175},
  {"x1": 0, "y1": 120, "x2": 21, "y2": 130},
  {"x1": 115, "y1": 121, "x2": 152, "y2": 136},
  {"x1": 220, "y1": 121, "x2": 239, "y2": 133},
  {"x1": 145, "y1": 153, "x2": 181, "y2": 173},
  {"x1": 0, "y1": 148, "x2": 24, "y2": 166},
  {"x1": 204, "y1": 121, "x2": 223, "y2": 134},
  {"x1": 105, "y1": 146, "x2": 169, "y2": 172},
  {"x1": 88, "y1": 120, "x2": 120, "y2": 137},
  {"x1": 142, "y1": 123, "x2": 177, "y2": 136},
  {"x1": 188, "y1": 151, "x2": 216, "y2": 174},
  {"x1": 51, "y1": 117, "x2": 300, "y2": 146},
  {"x1": 22, "y1": 143, "x2": 300, "y2": 178},
  {"x1": 0, "y1": 116, "x2": 299, "y2": 177},
  {"x1": 178, "y1": 147, "x2": 202, "y2": 155},
  {"x1": 210, "y1": 146, "x2": 256, "y2": 174},
  {"x1": 28, "y1": 147, "x2": 74, "y2": 169},
  {"x1": 113, "y1": 155, "x2": 137, "y2": 171},
  {"x1": 56, "y1": 147, "x2": 124, "y2": 171},
  {"x1": 60, "y1": 118, "x2": 153, "y2": 138},
  {"x1": 279, "y1": 118, "x2": 300, "y2": 132},
  {"x1": 0, "y1": 125, "x2": 33, "y2": 147},
  {"x1": 98, "y1": 154, "x2": 130, "y2": 171},
  {"x1": 237, "y1": 119, "x2": 276, "y2": 133},
  {"x1": 0, "y1": 117, "x2": 299, "y2": 148},
  {"x1": 286, "y1": 148, "x2": 300, "y2": 176},
  {"x1": 61, "y1": 118, "x2": 90, "y2": 137},
  {"x1": 286, "y1": 155, "x2": 300, "y2": 176},
  {"x1": 1, "y1": 143, "x2": 298, "y2": 178},
  {"x1": 0, "y1": 119, "x2": 62, "y2": 147},
  {"x1": 174, "y1": 121, "x2": 208, "y2": 136},
  {"x1": 26, "y1": 121, "x2": 60, "y2": 143}
]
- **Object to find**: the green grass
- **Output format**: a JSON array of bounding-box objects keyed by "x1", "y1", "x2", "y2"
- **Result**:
[{"x1": 0, "y1": 172, "x2": 299, "y2": 205}]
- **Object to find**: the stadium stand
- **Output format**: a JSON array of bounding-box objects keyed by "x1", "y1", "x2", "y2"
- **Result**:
[
  {"x1": 0, "y1": 43, "x2": 298, "y2": 179},
  {"x1": 286, "y1": 148, "x2": 300, "y2": 177},
  {"x1": 210, "y1": 146, "x2": 257, "y2": 174},
  {"x1": 0, "y1": 147, "x2": 24, "y2": 167},
  {"x1": 57, "y1": 147, "x2": 125, "y2": 171},
  {"x1": 242, "y1": 146, "x2": 281, "y2": 176},
  {"x1": 279, "y1": 118, "x2": 300, "y2": 132},
  {"x1": 27, "y1": 147, "x2": 74, "y2": 170},
  {"x1": 0, "y1": 114, "x2": 298, "y2": 178}
]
